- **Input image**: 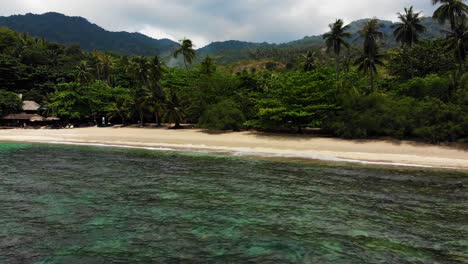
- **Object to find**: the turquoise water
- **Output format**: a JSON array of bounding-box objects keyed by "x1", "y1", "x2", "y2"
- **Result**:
[{"x1": 0, "y1": 142, "x2": 467, "y2": 263}]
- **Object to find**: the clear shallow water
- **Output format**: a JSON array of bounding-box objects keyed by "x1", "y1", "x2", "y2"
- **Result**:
[{"x1": 0, "y1": 142, "x2": 467, "y2": 264}]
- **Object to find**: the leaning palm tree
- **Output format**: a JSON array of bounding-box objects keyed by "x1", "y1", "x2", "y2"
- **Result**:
[
  {"x1": 303, "y1": 51, "x2": 316, "y2": 72},
  {"x1": 323, "y1": 19, "x2": 351, "y2": 78},
  {"x1": 356, "y1": 19, "x2": 385, "y2": 91},
  {"x1": 432, "y1": 0, "x2": 467, "y2": 29},
  {"x1": 445, "y1": 23, "x2": 468, "y2": 72},
  {"x1": 173, "y1": 38, "x2": 196, "y2": 69},
  {"x1": 393, "y1": 6, "x2": 426, "y2": 77}
]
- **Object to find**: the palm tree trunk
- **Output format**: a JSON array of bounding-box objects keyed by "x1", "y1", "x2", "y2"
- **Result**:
[
  {"x1": 174, "y1": 119, "x2": 181, "y2": 129},
  {"x1": 458, "y1": 48, "x2": 464, "y2": 74},
  {"x1": 370, "y1": 67, "x2": 375, "y2": 92},
  {"x1": 407, "y1": 46, "x2": 414, "y2": 78},
  {"x1": 93, "y1": 114, "x2": 97, "y2": 126},
  {"x1": 335, "y1": 54, "x2": 340, "y2": 80},
  {"x1": 139, "y1": 109, "x2": 144, "y2": 127},
  {"x1": 155, "y1": 112, "x2": 162, "y2": 127}
]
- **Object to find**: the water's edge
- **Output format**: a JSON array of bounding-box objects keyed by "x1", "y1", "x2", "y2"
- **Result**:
[{"x1": 2, "y1": 139, "x2": 466, "y2": 172}]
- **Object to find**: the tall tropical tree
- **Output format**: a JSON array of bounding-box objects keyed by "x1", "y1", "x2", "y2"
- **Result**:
[
  {"x1": 393, "y1": 6, "x2": 426, "y2": 77},
  {"x1": 173, "y1": 38, "x2": 196, "y2": 69},
  {"x1": 355, "y1": 19, "x2": 385, "y2": 91},
  {"x1": 200, "y1": 55, "x2": 216, "y2": 75},
  {"x1": 128, "y1": 56, "x2": 151, "y2": 127},
  {"x1": 303, "y1": 51, "x2": 316, "y2": 72},
  {"x1": 106, "y1": 87, "x2": 132, "y2": 125},
  {"x1": 445, "y1": 23, "x2": 468, "y2": 72},
  {"x1": 148, "y1": 55, "x2": 166, "y2": 126},
  {"x1": 92, "y1": 51, "x2": 113, "y2": 83},
  {"x1": 432, "y1": 0, "x2": 467, "y2": 29},
  {"x1": 74, "y1": 61, "x2": 93, "y2": 84},
  {"x1": 165, "y1": 89, "x2": 185, "y2": 129},
  {"x1": 323, "y1": 19, "x2": 351, "y2": 78}
]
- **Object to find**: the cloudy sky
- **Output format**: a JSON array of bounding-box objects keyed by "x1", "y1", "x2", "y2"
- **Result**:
[{"x1": 0, "y1": 0, "x2": 436, "y2": 47}]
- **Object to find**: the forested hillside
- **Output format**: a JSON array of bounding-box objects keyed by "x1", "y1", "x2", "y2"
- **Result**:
[
  {"x1": 0, "y1": 1, "x2": 466, "y2": 144},
  {"x1": 0, "y1": 12, "x2": 179, "y2": 57},
  {"x1": 0, "y1": 13, "x2": 449, "y2": 65}
]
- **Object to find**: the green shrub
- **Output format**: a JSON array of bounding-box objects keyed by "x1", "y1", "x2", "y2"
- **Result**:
[
  {"x1": 198, "y1": 99, "x2": 245, "y2": 131},
  {"x1": 0, "y1": 90, "x2": 21, "y2": 116},
  {"x1": 325, "y1": 92, "x2": 414, "y2": 139},
  {"x1": 396, "y1": 74, "x2": 450, "y2": 100}
]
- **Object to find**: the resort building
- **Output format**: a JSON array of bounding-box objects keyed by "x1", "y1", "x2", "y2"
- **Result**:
[{"x1": 0, "y1": 96, "x2": 59, "y2": 127}]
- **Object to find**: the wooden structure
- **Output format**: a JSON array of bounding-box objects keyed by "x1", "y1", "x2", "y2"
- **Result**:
[{"x1": 1, "y1": 99, "x2": 60, "y2": 127}]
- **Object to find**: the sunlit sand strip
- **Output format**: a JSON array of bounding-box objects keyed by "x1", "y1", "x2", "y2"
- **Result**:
[{"x1": 0, "y1": 127, "x2": 466, "y2": 170}]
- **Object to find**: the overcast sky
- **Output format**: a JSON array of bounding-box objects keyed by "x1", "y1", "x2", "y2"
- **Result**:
[{"x1": 0, "y1": 0, "x2": 437, "y2": 47}]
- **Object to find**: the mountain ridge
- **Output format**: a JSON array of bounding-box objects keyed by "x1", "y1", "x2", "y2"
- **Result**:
[
  {"x1": 0, "y1": 12, "x2": 449, "y2": 64},
  {"x1": 0, "y1": 12, "x2": 179, "y2": 57}
]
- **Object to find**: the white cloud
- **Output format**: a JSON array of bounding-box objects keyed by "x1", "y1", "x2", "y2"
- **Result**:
[{"x1": 0, "y1": 0, "x2": 436, "y2": 47}]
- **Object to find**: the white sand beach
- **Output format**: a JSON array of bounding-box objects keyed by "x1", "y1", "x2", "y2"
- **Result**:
[{"x1": 0, "y1": 127, "x2": 467, "y2": 169}]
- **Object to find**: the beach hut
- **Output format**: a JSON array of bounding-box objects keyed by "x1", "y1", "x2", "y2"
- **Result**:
[{"x1": 0, "y1": 99, "x2": 60, "y2": 127}]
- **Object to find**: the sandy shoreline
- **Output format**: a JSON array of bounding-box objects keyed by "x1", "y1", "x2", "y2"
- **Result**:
[{"x1": 0, "y1": 127, "x2": 467, "y2": 169}]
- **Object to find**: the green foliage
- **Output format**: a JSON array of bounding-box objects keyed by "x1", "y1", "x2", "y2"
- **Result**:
[
  {"x1": 0, "y1": 90, "x2": 21, "y2": 116},
  {"x1": 48, "y1": 81, "x2": 112, "y2": 121},
  {"x1": 355, "y1": 19, "x2": 386, "y2": 91},
  {"x1": 387, "y1": 40, "x2": 456, "y2": 79},
  {"x1": 105, "y1": 86, "x2": 132, "y2": 124},
  {"x1": 326, "y1": 88, "x2": 468, "y2": 142},
  {"x1": 0, "y1": 17, "x2": 466, "y2": 144},
  {"x1": 246, "y1": 69, "x2": 337, "y2": 131},
  {"x1": 393, "y1": 6, "x2": 426, "y2": 48},
  {"x1": 396, "y1": 74, "x2": 451, "y2": 100},
  {"x1": 200, "y1": 56, "x2": 217, "y2": 75},
  {"x1": 325, "y1": 92, "x2": 415, "y2": 138},
  {"x1": 411, "y1": 97, "x2": 466, "y2": 142},
  {"x1": 199, "y1": 99, "x2": 245, "y2": 131},
  {"x1": 174, "y1": 38, "x2": 196, "y2": 68}
]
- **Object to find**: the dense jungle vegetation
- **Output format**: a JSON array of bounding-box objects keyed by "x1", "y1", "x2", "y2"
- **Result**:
[{"x1": 0, "y1": 0, "x2": 467, "y2": 143}]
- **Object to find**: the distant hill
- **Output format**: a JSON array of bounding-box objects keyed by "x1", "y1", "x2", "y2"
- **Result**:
[
  {"x1": 198, "y1": 17, "x2": 448, "y2": 64},
  {"x1": 0, "y1": 12, "x2": 179, "y2": 57},
  {"x1": 0, "y1": 12, "x2": 449, "y2": 65}
]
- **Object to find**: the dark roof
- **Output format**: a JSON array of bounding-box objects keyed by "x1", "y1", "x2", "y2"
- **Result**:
[{"x1": 22, "y1": 101, "x2": 40, "y2": 111}]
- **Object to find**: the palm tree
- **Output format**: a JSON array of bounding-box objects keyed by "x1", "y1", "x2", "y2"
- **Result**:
[
  {"x1": 98, "y1": 53, "x2": 113, "y2": 84},
  {"x1": 106, "y1": 87, "x2": 132, "y2": 125},
  {"x1": 128, "y1": 56, "x2": 151, "y2": 127},
  {"x1": 432, "y1": 0, "x2": 467, "y2": 30},
  {"x1": 173, "y1": 38, "x2": 196, "y2": 68},
  {"x1": 393, "y1": 6, "x2": 426, "y2": 77},
  {"x1": 445, "y1": 23, "x2": 467, "y2": 72},
  {"x1": 323, "y1": 19, "x2": 351, "y2": 78},
  {"x1": 355, "y1": 52, "x2": 385, "y2": 91},
  {"x1": 200, "y1": 55, "x2": 216, "y2": 75},
  {"x1": 355, "y1": 19, "x2": 385, "y2": 91},
  {"x1": 74, "y1": 61, "x2": 93, "y2": 84},
  {"x1": 148, "y1": 55, "x2": 166, "y2": 126},
  {"x1": 303, "y1": 51, "x2": 316, "y2": 72},
  {"x1": 165, "y1": 89, "x2": 185, "y2": 129}
]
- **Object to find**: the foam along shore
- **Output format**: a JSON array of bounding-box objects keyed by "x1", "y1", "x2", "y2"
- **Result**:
[{"x1": 0, "y1": 127, "x2": 467, "y2": 169}]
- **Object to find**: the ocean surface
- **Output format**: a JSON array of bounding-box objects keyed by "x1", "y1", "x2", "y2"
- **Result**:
[{"x1": 0, "y1": 142, "x2": 467, "y2": 263}]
